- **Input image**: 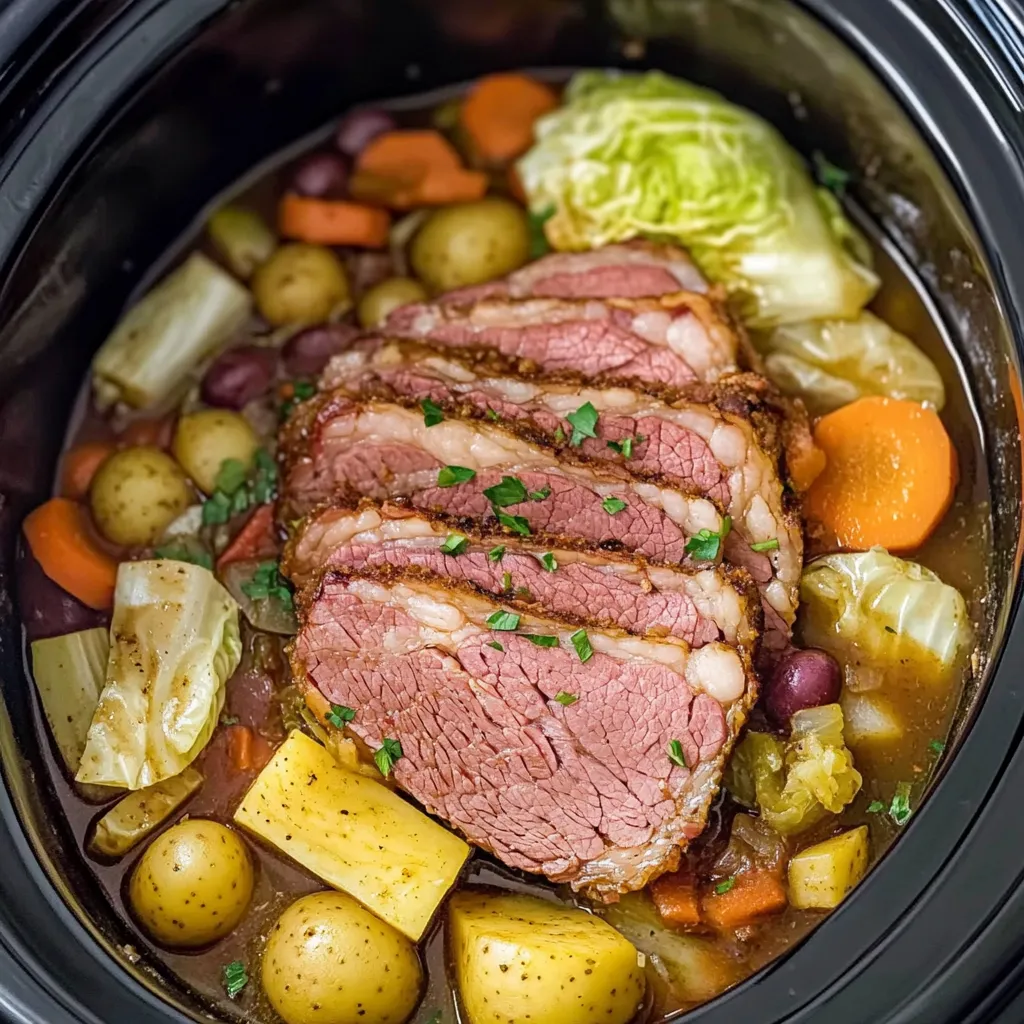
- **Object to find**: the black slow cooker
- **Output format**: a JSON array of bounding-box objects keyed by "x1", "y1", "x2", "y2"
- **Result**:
[{"x1": 2, "y1": 1, "x2": 1024, "y2": 1022}]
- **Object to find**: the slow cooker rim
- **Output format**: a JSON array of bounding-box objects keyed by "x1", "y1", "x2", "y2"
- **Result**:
[{"x1": 1, "y1": 1, "x2": 1023, "y2": 1023}]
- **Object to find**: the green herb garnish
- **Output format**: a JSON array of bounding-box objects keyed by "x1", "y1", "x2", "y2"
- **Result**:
[
  {"x1": 813, "y1": 151, "x2": 853, "y2": 196},
  {"x1": 889, "y1": 781, "x2": 913, "y2": 826},
  {"x1": 152, "y1": 545, "x2": 213, "y2": 570},
  {"x1": 501, "y1": 571, "x2": 513, "y2": 591},
  {"x1": 241, "y1": 560, "x2": 294, "y2": 611},
  {"x1": 667, "y1": 739, "x2": 689, "y2": 769},
  {"x1": 488, "y1": 545, "x2": 505, "y2": 562},
  {"x1": 437, "y1": 465, "x2": 476, "y2": 487},
  {"x1": 554, "y1": 692, "x2": 578, "y2": 707},
  {"x1": 374, "y1": 737, "x2": 403, "y2": 778},
  {"x1": 484, "y1": 475, "x2": 528, "y2": 507},
  {"x1": 684, "y1": 519, "x2": 731, "y2": 561},
  {"x1": 538, "y1": 552, "x2": 557, "y2": 573},
  {"x1": 529, "y1": 486, "x2": 552, "y2": 502},
  {"x1": 714, "y1": 877, "x2": 736, "y2": 895},
  {"x1": 749, "y1": 538, "x2": 780, "y2": 553},
  {"x1": 929, "y1": 739, "x2": 946, "y2": 755},
  {"x1": 601, "y1": 496, "x2": 628, "y2": 515},
  {"x1": 523, "y1": 634, "x2": 559, "y2": 647},
  {"x1": 219, "y1": 713, "x2": 240, "y2": 727},
  {"x1": 222, "y1": 960, "x2": 249, "y2": 999},
  {"x1": 278, "y1": 379, "x2": 316, "y2": 419},
  {"x1": 607, "y1": 435, "x2": 644, "y2": 459},
  {"x1": 527, "y1": 205, "x2": 555, "y2": 259},
  {"x1": 486, "y1": 610, "x2": 521, "y2": 631},
  {"x1": 485, "y1": 407, "x2": 501, "y2": 422},
  {"x1": 566, "y1": 402, "x2": 599, "y2": 446},
  {"x1": 553, "y1": 425, "x2": 566, "y2": 444},
  {"x1": 202, "y1": 450, "x2": 278, "y2": 524},
  {"x1": 440, "y1": 533, "x2": 470, "y2": 555},
  {"x1": 326, "y1": 704, "x2": 356, "y2": 728},
  {"x1": 495, "y1": 510, "x2": 531, "y2": 536},
  {"x1": 421, "y1": 398, "x2": 444, "y2": 427},
  {"x1": 570, "y1": 629, "x2": 593, "y2": 663},
  {"x1": 866, "y1": 800, "x2": 886, "y2": 814},
  {"x1": 487, "y1": 641, "x2": 504, "y2": 652}
]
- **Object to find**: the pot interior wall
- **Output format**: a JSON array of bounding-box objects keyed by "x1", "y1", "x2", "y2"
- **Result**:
[{"x1": 0, "y1": 0, "x2": 1017, "y2": 1020}]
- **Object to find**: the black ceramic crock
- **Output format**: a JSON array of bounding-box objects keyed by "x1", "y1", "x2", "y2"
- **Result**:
[{"x1": 2, "y1": 1, "x2": 1024, "y2": 1022}]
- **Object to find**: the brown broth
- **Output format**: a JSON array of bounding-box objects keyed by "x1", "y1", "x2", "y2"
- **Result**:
[{"x1": 27, "y1": 78, "x2": 991, "y2": 1024}]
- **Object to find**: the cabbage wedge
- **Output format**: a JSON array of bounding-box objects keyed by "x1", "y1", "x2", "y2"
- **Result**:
[
  {"x1": 517, "y1": 70, "x2": 878, "y2": 326},
  {"x1": 76, "y1": 560, "x2": 241, "y2": 790}
]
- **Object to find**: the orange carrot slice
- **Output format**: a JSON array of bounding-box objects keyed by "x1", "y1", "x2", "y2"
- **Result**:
[
  {"x1": 216, "y1": 504, "x2": 278, "y2": 571},
  {"x1": 650, "y1": 872, "x2": 702, "y2": 928},
  {"x1": 805, "y1": 396, "x2": 957, "y2": 551},
  {"x1": 278, "y1": 194, "x2": 391, "y2": 248},
  {"x1": 701, "y1": 871, "x2": 787, "y2": 930},
  {"x1": 461, "y1": 73, "x2": 559, "y2": 163},
  {"x1": 23, "y1": 498, "x2": 118, "y2": 610},
  {"x1": 60, "y1": 442, "x2": 115, "y2": 499},
  {"x1": 356, "y1": 129, "x2": 463, "y2": 178}
]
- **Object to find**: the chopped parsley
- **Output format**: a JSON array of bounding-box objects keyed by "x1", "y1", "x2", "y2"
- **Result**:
[
  {"x1": 523, "y1": 634, "x2": 559, "y2": 647},
  {"x1": 554, "y1": 692, "x2": 578, "y2": 707},
  {"x1": 607, "y1": 435, "x2": 644, "y2": 459},
  {"x1": 202, "y1": 450, "x2": 277, "y2": 525},
  {"x1": 601, "y1": 496, "x2": 628, "y2": 515},
  {"x1": 553, "y1": 425, "x2": 566, "y2": 444},
  {"x1": 152, "y1": 544, "x2": 213, "y2": 570},
  {"x1": 529, "y1": 486, "x2": 552, "y2": 502},
  {"x1": 219, "y1": 713, "x2": 240, "y2": 727},
  {"x1": 514, "y1": 586, "x2": 532, "y2": 601},
  {"x1": 566, "y1": 402, "x2": 599, "y2": 446},
  {"x1": 222, "y1": 960, "x2": 249, "y2": 999},
  {"x1": 278, "y1": 379, "x2": 316, "y2": 420},
  {"x1": 485, "y1": 407, "x2": 501, "y2": 422},
  {"x1": 502, "y1": 571, "x2": 513, "y2": 591},
  {"x1": 495, "y1": 509, "x2": 531, "y2": 536},
  {"x1": 488, "y1": 545, "x2": 506, "y2": 562},
  {"x1": 440, "y1": 533, "x2": 470, "y2": 555},
  {"x1": 425, "y1": 1012, "x2": 443, "y2": 1024},
  {"x1": 667, "y1": 739, "x2": 689, "y2": 769},
  {"x1": 538, "y1": 552, "x2": 558, "y2": 573},
  {"x1": 866, "y1": 800, "x2": 886, "y2": 814},
  {"x1": 437, "y1": 465, "x2": 476, "y2": 487},
  {"x1": 685, "y1": 518, "x2": 732, "y2": 561},
  {"x1": 889, "y1": 782, "x2": 913, "y2": 826},
  {"x1": 570, "y1": 628, "x2": 593, "y2": 663},
  {"x1": 241, "y1": 561, "x2": 294, "y2": 611},
  {"x1": 487, "y1": 641, "x2": 504, "y2": 652},
  {"x1": 421, "y1": 398, "x2": 444, "y2": 427},
  {"x1": 714, "y1": 877, "x2": 736, "y2": 895},
  {"x1": 374, "y1": 737, "x2": 403, "y2": 778},
  {"x1": 813, "y1": 151, "x2": 852, "y2": 196},
  {"x1": 486, "y1": 610, "x2": 521, "y2": 631},
  {"x1": 215, "y1": 458, "x2": 248, "y2": 494},
  {"x1": 749, "y1": 538, "x2": 780, "y2": 553},
  {"x1": 484, "y1": 475, "x2": 528, "y2": 507},
  {"x1": 326, "y1": 704, "x2": 356, "y2": 728},
  {"x1": 528, "y1": 205, "x2": 555, "y2": 259},
  {"x1": 929, "y1": 739, "x2": 946, "y2": 755}
]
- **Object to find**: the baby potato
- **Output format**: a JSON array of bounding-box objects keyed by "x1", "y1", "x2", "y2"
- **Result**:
[
  {"x1": 128, "y1": 819, "x2": 254, "y2": 948},
  {"x1": 89, "y1": 446, "x2": 191, "y2": 546},
  {"x1": 357, "y1": 277, "x2": 428, "y2": 328},
  {"x1": 252, "y1": 243, "x2": 349, "y2": 325},
  {"x1": 262, "y1": 891, "x2": 422, "y2": 1024},
  {"x1": 410, "y1": 197, "x2": 530, "y2": 294},
  {"x1": 449, "y1": 890, "x2": 645, "y2": 1024},
  {"x1": 172, "y1": 409, "x2": 258, "y2": 495}
]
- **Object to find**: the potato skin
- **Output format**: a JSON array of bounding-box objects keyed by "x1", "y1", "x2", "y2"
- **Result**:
[
  {"x1": 410, "y1": 198, "x2": 529, "y2": 293},
  {"x1": 252, "y1": 243, "x2": 349, "y2": 325},
  {"x1": 262, "y1": 891, "x2": 422, "y2": 1024},
  {"x1": 128, "y1": 819, "x2": 253, "y2": 948},
  {"x1": 357, "y1": 277, "x2": 428, "y2": 328},
  {"x1": 89, "y1": 446, "x2": 191, "y2": 546},
  {"x1": 172, "y1": 409, "x2": 258, "y2": 495}
]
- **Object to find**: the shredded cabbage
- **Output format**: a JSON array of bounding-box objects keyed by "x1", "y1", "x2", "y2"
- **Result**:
[
  {"x1": 755, "y1": 311, "x2": 946, "y2": 415},
  {"x1": 517, "y1": 70, "x2": 879, "y2": 325},
  {"x1": 76, "y1": 560, "x2": 241, "y2": 790},
  {"x1": 800, "y1": 548, "x2": 973, "y2": 691},
  {"x1": 726, "y1": 704, "x2": 862, "y2": 834}
]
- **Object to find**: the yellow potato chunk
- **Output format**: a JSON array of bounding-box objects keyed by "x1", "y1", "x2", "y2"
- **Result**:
[{"x1": 788, "y1": 825, "x2": 870, "y2": 910}]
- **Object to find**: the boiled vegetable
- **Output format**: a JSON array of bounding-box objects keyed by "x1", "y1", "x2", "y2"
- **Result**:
[
  {"x1": 234, "y1": 730, "x2": 469, "y2": 940},
  {"x1": 800, "y1": 548, "x2": 973, "y2": 691},
  {"x1": 805, "y1": 397, "x2": 956, "y2": 550},
  {"x1": 649, "y1": 871, "x2": 701, "y2": 928},
  {"x1": 221, "y1": 558, "x2": 296, "y2": 634},
  {"x1": 755, "y1": 312, "x2": 946, "y2": 415},
  {"x1": 288, "y1": 151, "x2": 349, "y2": 199},
  {"x1": 262, "y1": 892, "x2": 423, "y2": 1024},
  {"x1": 88, "y1": 767, "x2": 203, "y2": 858},
  {"x1": 517, "y1": 70, "x2": 878, "y2": 326},
  {"x1": 76, "y1": 560, "x2": 240, "y2": 789},
  {"x1": 788, "y1": 826, "x2": 870, "y2": 909},
  {"x1": 172, "y1": 410, "x2": 258, "y2": 496},
  {"x1": 60, "y1": 442, "x2": 115, "y2": 500},
  {"x1": 278, "y1": 195, "x2": 391, "y2": 248},
  {"x1": 23, "y1": 499, "x2": 118, "y2": 610},
  {"x1": 128, "y1": 819, "x2": 253, "y2": 947},
  {"x1": 89, "y1": 446, "x2": 192, "y2": 546},
  {"x1": 410, "y1": 197, "x2": 530, "y2": 293},
  {"x1": 764, "y1": 647, "x2": 841, "y2": 729},
  {"x1": 92, "y1": 252, "x2": 252, "y2": 409},
  {"x1": 450, "y1": 890, "x2": 645, "y2": 1024},
  {"x1": 29, "y1": 627, "x2": 110, "y2": 774},
  {"x1": 356, "y1": 277, "x2": 428, "y2": 328},
  {"x1": 252, "y1": 243, "x2": 350, "y2": 326},
  {"x1": 841, "y1": 691, "x2": 905, "y2": 746},
  {"x1": 200, "y1": 344, "x2": 277, "y2": 409},
  {"x1": 206, "y1": 205, "x2": 277, "y2": 279},
  {"x1": 701, "y1": 870, "x2": 788, "y2": 929},
  {"x1": 727, "y1": 704, "x2": 862, "y2": 834},
  {"x1": 461, "y1": 73, "x2": 559, "y2": 163}
]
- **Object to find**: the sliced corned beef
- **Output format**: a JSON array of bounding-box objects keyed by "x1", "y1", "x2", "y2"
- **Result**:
[{"x1": 292, "y1": 568, "x2": 757, "y2": 898}]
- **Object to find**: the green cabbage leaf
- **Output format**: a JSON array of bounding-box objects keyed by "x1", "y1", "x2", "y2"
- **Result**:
[
  {"x1": 517, "y1": 70, "x2": 878, "y2": 326},
  {"x1": 76, "y1": 560, "x2": 241, "y2": 790}
]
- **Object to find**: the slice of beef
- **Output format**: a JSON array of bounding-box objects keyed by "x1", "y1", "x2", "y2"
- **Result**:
[
  {"x1": 280, "y1": 399, "x2": 728, "y2": 565},
  {"x1": 381, "y1": 291, "x2": 738, "y2": 387},
  {"x1": 320, "y1": 340, "x2": 803, "y2": 627},
  {"x1": 284, "y1": 501, "x2": 762, "y2": 650},
  {"x1": 442, "y1": 241, "x2": 708, "y2": 303},
  {"x1": 291, "y1": 568, "x2": 757, "y2": 898}
]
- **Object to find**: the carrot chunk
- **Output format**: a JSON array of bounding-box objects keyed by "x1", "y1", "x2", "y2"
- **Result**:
[
  {"x1": 461, "y1": 73, "x2": 559, "y2": 163},
  {"x1": 701, "y1": 871, "x2": 788, "y2": 930},
  {"x1": 226, "y1": 725, "x2": 254, "y2": 772},
  {"x1": 805, "y1": 396, "x2": 957, "y2": 551},
  {"x1": 216, "y1": 504, "x2": 278, "y2": 571},
  {"x1": 23, "y1": 498, "x2": 118, "y2": 610},
  {"x1": 60, "y1": 442, "x2": 115, "y2": 499},
  {"x1": 278, "y1": 194, "x2": 391, "y2": 248},
  {"x1": 650, "y1": 872, "x2": 702, "y2": 928},
  {"x1": 356, "y1": 129, "x2": 464, "y2": 176}
]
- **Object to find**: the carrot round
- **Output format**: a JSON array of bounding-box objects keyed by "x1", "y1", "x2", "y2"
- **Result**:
[
  {"x1": 805, "y1": 396, "x2": 957, "y2": 551},
  {"x1": 60, "y1": 442, "x2": 115, "y2": 499},
  {"x1": 23, "y1": 498, "x2": 118, "y2": 610},
  {"x1": 350, "y1": 166, "x2": 487, "y2": 210},
  {"x1": 461, "y1": 73, "x2": 559, "y2": 164},
  {"x1": 278, "y1": 194, "x2": 390, "y2": 248},
  {"x1": 356, "y1": 129, "x2": 463, "y2": 177}
]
